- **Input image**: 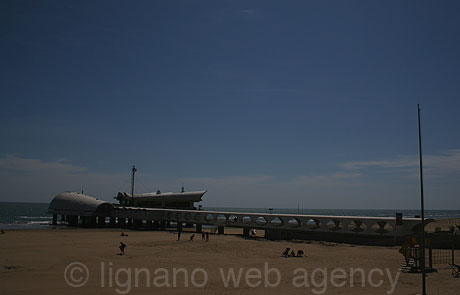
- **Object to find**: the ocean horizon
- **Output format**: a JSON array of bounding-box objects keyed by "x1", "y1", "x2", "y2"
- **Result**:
[{"x1": 1, "y1": 201, "x2": 459, "y2": 230}]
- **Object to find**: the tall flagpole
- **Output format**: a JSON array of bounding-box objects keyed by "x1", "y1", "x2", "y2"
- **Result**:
[{"x1": 417, "y1": 104, "x2": 426, "y2": 295}]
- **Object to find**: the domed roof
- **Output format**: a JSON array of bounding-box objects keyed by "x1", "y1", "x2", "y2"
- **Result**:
[{"x1": 48, "y1": 191, "x2": 114, "y2": 216}]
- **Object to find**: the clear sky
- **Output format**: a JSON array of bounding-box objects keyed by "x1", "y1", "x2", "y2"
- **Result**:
[{"x1": 1, "y1": 1, "x2": 459, "y2": 209}]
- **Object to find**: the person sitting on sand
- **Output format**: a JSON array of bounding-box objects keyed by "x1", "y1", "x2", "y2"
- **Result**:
[
  {"x1": 296, "y1": 250, "x2": 304, "y2": 257},
  {"x1": 119, "y1": 242, "x2": 127, "y2": 255},
  {"x1": 282, "y1": 248, "x2": 290, "y2": 257},
  {"x1": 189, "y1": 234, "x2": 195, "y2": 241},
  {"x1": 290, "y1": 250, "x2": 296, "y2": 257}
]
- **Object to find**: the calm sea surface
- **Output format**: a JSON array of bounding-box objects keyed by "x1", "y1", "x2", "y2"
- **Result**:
[{"x1": 0, "y1": 202, "x2": 458, "y2": 229}]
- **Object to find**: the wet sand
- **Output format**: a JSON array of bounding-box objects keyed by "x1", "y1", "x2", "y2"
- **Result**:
[{"x1": 0, "y1": 228, "x2": 458, "y2": 294}]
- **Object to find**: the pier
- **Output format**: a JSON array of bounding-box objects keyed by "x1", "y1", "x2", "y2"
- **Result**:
[{"x1": 48, "y1": 191, "x2": 425, "y2": 245}]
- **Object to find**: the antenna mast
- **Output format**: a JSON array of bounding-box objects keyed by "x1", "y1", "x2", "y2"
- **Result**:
[{"x1": 131, "y1": 165, "x2": 137, "y2": 206}]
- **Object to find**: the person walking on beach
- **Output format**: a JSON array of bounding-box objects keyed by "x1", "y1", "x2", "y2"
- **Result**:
[
  {"x1": 177, "y1": 231, "x2": 181, "y2": 241},
  {"x1": 205, "y1": 232, "x2": 209, "y2": 242},
  {"x1": 119, "y1": 242, "x2": 126, "y2": 255},
  {"x1": 201, "y1": 232, "x2": 205, "y2": 240}
]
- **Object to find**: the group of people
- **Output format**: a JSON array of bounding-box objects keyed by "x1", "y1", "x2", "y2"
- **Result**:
[
  {"x1": 177, "y1": 231, "x2": 210, "y2": 242},
  {"x1": 201, "y1": 231, "x2": 210, "y2": 241},
  {"x1": 282, "y1": 247, "x2": 304, "y2": 257},
  {"x1": 118, "y1": 234, "x2": 303, "y2": 258},
  {"x1": 118, "y1": 229, "x2": 214, "y2": 255}
]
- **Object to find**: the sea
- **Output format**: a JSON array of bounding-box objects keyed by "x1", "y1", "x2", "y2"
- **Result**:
[{"x1": 0, "y1": 202, "x2": 459, "y2": 230}]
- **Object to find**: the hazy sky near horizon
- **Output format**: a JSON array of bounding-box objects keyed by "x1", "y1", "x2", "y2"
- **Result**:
[{"x1": 1, "y1": 1, "x2": 460, "y2": 209}]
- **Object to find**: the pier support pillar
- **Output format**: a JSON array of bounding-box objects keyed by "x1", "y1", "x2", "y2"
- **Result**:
[
  {"x1": 81, "y1": 216, "x2": 88, "y2": 227},
  {"x1": 127, "y1": 219, "x2": 133, "y2": 227},
  {"x1": 152, "y1": 221, "x2": 159, "y2": 230},
  {"x1": 90, "y1": 216, "x2": 97, "y2": 227},
  {"x1": 118, "y1": 217, "x2": 126, "y2": 227},
  {"x1": 52, "y1": 214, "x2": 57, "y2": 225},
  {"x1": 218, "y1": 226, "x2": 225, "y2": 235},
  {"x1": 196, "y1": 224, "x2": 202, "y2": 233},
  {"x1": 110, "y1": 217, "x2": 116, "y2": 227},
  {"x1": 81, "y1": 216, "x2": 87, "y2": 227},
  {"x1": 160, "y1": 220, "x2": 166, "y2": 231},
  {"x1": 133, "y1": 219, "x2": 142, "y2": 228},
  {"x1": 243, "y1": 228, "x2": 250, "y2": 237},
  {"x1": 166, "y1": 221, "x2": 171, "y2": 228},
  {"x1": 98, "y1": 216, "x2": 106, "y2": 227},
  {"x1": 69, "y1": 215, "x2": 78, "y2": 226},
  {"x1": 61, "y1": 215, "x2": 66, "y2": 222}
]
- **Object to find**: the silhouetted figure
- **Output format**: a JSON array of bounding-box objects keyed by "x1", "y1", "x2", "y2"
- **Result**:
[
  {"x1": 0, "y1": 230, "x2": 5, "y2": 234},
  {"x1": 177, "y1": 231, "x2": 181, "y2": 241},
  {"x1": 205, "y1": 232, "x2": 209, "y2": 242},
  {"x1": 290, "y1": 250, "x2": 296, "y2": 257},
  {"x1": 120, "y1": 232, "x2": 128, "y2": 237},
  {"x1": 189, "y1": 234, "x2": 195, "y2": 241},
  {"x1": 202, "y1": 232, "x2": 205, "y2": 240},
  {"x1": 119, "y1": 242, "x2": 126, "y2": 255},
  {"x1": 296, "y1": 250, "x2": 304, "y2": 257},
  {"x1": 282, "y1": 248, "x2": 290, "y2": 257}
]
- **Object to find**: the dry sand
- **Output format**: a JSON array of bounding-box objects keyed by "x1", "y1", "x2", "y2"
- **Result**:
[{"x1": 0, "y1": 228, "x2": 458, "y2": 295}]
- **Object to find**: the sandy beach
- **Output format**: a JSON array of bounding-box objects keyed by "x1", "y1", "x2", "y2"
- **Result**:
[{"x1": 0, "y1": 228, "x2": 458, "y2": 295}]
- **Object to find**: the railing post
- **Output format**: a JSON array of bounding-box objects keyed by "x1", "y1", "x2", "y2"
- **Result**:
[
  {"x1": 429, "y1": 242, "x2": 432, "y2": 269},
  {"x1": 196, "y1": 224, "x2": 202, "y2": 233}
]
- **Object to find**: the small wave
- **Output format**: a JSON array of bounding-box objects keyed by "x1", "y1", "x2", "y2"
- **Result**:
[
  {"x1": 13, "y1": 220, "x2": 51, "y2": 225},
  {"x1": 26, "y1": 221, "x2": 51, "y2": 225},
  {"x1": 0, "y1": 222, "x2": 52, "y2": 230},
  {"x1": 18, "y1": 216, "x2": 52, "y2": 219}
]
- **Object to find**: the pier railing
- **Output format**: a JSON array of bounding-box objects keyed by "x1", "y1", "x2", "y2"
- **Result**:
[{"x1": 111, "y1": 207, "x2": 421, "y2": 237}]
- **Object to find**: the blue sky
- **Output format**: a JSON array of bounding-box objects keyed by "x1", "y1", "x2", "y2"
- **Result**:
[{"x1": 1, "y1": 1, "x2": 459, "y2": 209}]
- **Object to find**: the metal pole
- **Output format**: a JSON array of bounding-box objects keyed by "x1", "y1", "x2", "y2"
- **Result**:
[
  {"x1": 418, "y1": 104, "x2": 426, "y2": 295},
  {"x1": 131, "y1": 166, "x2": 137, "y2": 206}
]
